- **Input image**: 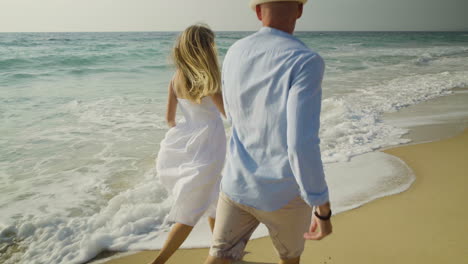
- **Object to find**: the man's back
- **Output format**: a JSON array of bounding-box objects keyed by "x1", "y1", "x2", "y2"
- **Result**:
[{"x1": 221, "y1": 27, "x2": 329, "y2": 211}]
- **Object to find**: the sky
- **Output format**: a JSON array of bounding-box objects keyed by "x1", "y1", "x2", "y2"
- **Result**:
[{"x1": 0, "y1": 0, "x2": 467, "y2": 32}]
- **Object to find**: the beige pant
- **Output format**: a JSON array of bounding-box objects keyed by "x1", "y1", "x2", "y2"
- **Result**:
[{"x1": 209, "y1": 192, "x2": 312, "y2": 260}]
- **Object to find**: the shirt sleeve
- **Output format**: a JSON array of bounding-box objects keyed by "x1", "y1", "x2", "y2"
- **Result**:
[{"x1": 286, "y1": 53, "x2": 329, "y2": 207}]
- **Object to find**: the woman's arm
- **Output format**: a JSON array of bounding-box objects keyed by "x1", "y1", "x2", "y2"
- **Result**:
[
  {"x1": 210, "y1": 92, "x2": 226, "y2": 118},
  {"x1": 166, "y1": 79, "x2": 178, "y2": 128}
]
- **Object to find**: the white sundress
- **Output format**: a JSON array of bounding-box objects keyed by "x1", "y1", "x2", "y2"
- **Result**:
[{"x1": 156, "y1": 96, "x2": 226, "y2": 226}]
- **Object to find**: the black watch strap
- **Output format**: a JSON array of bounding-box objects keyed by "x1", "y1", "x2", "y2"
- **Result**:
[{"x1": 314, "y1": 209, "x2": 332, "y2": 221}]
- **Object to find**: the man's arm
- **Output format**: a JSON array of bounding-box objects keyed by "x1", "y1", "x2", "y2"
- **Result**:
[
  {"x1": 286, "y1": 53, "x2": 332, "y2": 240},
  {"x1": 287, "y1": 53, "x2": 329, "y2": 206}
]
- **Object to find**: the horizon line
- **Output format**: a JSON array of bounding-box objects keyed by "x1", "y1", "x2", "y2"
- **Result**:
[{"x1": 1, "y1": 29, "x2": 467, "y2": 34}]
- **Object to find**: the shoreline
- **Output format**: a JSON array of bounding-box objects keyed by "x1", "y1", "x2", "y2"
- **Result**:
[
  {"x1": 382, "y1": 86, "x2": 468, "y2": 147},
  {"x1": 90, "y1": 129, "x2": 468, "y2": 263}
]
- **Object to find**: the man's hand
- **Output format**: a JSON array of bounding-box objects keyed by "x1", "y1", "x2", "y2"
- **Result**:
[{"x1": 304, "y1": 203, "x2": 333, "y2": 240}]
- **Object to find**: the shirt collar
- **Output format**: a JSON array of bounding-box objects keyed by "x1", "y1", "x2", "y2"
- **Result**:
[
  {"x1": 258, "y1": 26, "x2": 301, "y2": 43},
  {"x1": 259, "y1": 26, "x2": 295, "y2": 38}
]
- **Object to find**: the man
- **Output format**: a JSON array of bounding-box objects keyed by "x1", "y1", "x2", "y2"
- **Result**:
[{"x1": 205, "y1": 1, "x2": 332, "y2": 263}]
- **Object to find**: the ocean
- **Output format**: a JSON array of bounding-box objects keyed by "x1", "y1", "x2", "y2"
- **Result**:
[{"x1": 1, "y1": 31, "x2": 467, "y2": 264}]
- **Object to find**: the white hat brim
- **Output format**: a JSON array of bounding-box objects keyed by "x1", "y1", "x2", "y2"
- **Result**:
[{"x1": 249, "y1": 0, "x2": 308, "y2": 11}]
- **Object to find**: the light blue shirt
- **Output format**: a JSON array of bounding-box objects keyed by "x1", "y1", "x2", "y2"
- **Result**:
[{"x1": 221, "y1": 27, "x2": 329, "y2": 211}]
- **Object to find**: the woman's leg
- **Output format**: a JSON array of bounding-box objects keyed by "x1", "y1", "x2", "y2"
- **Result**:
[
  {"x1": 149, "y1": 223, "x2": 193, "y2": 264},
  {"x1": 208, "y1": 217, "x2": 215, "y2": 233}
]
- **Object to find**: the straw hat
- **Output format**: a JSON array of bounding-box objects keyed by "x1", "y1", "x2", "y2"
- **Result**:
[{"x1": 249, "y1": 0, "x2": 308, "y2": 11}]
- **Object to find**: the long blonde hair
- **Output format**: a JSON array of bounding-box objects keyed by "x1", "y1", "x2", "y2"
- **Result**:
[{"x1": 172, "y1": 24, "x2": 221, "y2": 104}]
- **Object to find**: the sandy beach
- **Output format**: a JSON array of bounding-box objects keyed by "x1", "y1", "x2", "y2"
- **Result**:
[{"x1": 90, "y1": 129, "x2": 468, "y2": 264}]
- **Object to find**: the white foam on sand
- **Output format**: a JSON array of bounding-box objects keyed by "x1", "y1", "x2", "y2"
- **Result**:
[{"x1": 92, "y1": 151, "x2": 414, "y2": 264}]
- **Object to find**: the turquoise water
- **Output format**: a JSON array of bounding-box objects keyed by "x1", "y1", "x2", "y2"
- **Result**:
[{"x1": 1, "y1": 31, "x2": 468, "y2": 264}]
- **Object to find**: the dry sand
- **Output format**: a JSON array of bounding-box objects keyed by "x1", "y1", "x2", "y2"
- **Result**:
[{"x1": 94, "y1": 129, "x2": 468, "y2": 264}]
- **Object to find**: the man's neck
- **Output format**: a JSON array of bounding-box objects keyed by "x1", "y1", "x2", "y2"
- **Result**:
[{"x1": 262, "y1": 22, "x2": 295, "y2": 34}]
